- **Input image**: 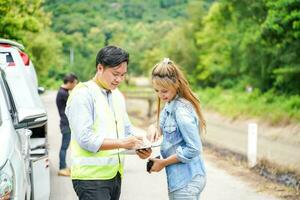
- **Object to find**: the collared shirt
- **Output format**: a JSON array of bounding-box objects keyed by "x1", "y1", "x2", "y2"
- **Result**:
[
  {"x1": 160, "y1": 95, "x2": 206, "y2": 192},
  {"x1": 65, "y1": 82, "x2": 132, "y2": 153}
]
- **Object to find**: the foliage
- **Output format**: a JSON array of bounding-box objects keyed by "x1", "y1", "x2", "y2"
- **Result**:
[
  {"x1": 0, "y1": 0, "x2": 63, "y2": 86},
  {"x1": 43, "y1": 0, "x2": 197, "y2": 80},
  {"x1": 0, "y1": 0, "x2": 50, "y2": 39},
  {"x1": 261, "y1": 0, "x2": 300, "y2": 93},
  {"x1": 194, "y1": 0, "x2": 300, "y2": 94},
  {"x1": 1, "y1": 0, "x2": 299, "y2": 122}
]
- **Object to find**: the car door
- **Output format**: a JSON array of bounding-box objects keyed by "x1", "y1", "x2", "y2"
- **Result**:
[{"x1": 0, "y1": 67, "x2": 29, "y2": 200}]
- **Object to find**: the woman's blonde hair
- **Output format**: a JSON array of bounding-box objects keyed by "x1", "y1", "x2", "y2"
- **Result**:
[{"x1": 151, "y1": 58, "x2": 206, "y2": 134}]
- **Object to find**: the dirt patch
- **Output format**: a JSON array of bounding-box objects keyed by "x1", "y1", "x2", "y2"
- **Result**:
[
  {"x1": 204, "y1": 142, "x2": 300, "y2": 200},
  {"x1": 205, "y1": 110, "x2": 300, "y2": 146}
]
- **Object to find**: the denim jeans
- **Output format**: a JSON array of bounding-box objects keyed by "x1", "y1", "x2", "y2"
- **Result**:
[
  {"x1": 59, "y1": 132, "x2": 71, "y2": 169},
  {"x1": 169, "y1": 175, "x2": 206, "y2": 200}
]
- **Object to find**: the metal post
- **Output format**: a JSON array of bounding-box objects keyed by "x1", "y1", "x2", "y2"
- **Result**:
[
  {"x1": 70, "y1": 48, "x2": 74, "y2": 65},
  {"x1": 247, "y1": 123, "x2": 258, "y2": 167}
]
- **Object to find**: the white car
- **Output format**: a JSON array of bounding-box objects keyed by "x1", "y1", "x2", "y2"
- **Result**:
[
  {"x1": 0, "y1": 38, "x2": 47, "y2": 137},
  {"x1": 0, "y1": 40, "x2": 50, "y2": 200},
  {"x1": 0, "y1": 66, "x2": 30, "y2": 200},
  {"x1": 0, "y1": 39, "x2": 38, "y2": 90}
]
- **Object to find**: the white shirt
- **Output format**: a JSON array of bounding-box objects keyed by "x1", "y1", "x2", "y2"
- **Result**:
[{"x1": 66, "y1": 84, "x2": 132, "y2": 153}]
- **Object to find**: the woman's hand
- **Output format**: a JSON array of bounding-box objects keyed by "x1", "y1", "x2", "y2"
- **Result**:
[
  {"x1": 149, "y1": 155, "x2": 179, "y2": 173},
  {"x1": 136, "y1": 148, "x2": 152, "y2": 159},
  {"x1": 149, "y1": 158, "x2": 166, "y2": 173}
]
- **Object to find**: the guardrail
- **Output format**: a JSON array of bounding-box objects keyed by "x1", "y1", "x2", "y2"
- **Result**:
[{"x1": 123, "y1": 90, "x2": 156, "y2": 117}]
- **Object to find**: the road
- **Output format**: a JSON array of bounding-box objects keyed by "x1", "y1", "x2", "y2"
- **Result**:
[{"x1": 42, "y1": 91, "x2": 280, "y2": 200}]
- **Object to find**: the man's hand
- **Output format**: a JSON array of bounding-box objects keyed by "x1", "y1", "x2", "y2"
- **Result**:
[
  {"x1": 136, "y1": 148, "x2": 152, "y2": 159},
  {"x1": 120, "y1": 136, "x2": 143, "y2": 149}
]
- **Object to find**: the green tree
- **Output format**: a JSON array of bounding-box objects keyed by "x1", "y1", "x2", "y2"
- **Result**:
[
  {"x1": 0, "y1": 0, "x2": 50, "y2": 40},
  {"x1": 0, "y1": 0, "x2": 63, "y2": 86},
  {"x1": 44, "y1": 0, "x2": 193, "y2": 79},
  {"x1": 261, "y1": 0, "x2": 300, "y2": 93}
]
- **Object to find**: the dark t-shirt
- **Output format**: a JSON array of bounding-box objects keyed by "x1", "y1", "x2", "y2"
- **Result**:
[{"x1": 56, "y1": 87, "x2": 71, "y2": 133}]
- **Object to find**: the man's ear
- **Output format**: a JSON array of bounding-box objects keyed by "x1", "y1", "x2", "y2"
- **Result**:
[{"x1": 97, "y1": 64, "x2": 104, "y2": 73}]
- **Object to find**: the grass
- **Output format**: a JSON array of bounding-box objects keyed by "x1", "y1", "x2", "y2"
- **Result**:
[{"x1": 197, "y1": 87, "x2": 300, "y2": 125}]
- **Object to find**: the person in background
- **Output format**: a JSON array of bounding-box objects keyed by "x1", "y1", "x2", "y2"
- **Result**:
[
  {"x1": 56, "y1": 73, "x2": 78, "y2": 176},
  {"x1": 148, "y1": 58, "x2": 207, "y2": 200},
  {"x1": 66, "y1": 45, "x2": 151, "y2": 200}
]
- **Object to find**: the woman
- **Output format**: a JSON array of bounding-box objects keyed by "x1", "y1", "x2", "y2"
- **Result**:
[{"x1": 149, "y1": 58, "x2": 207, "y2": 200}]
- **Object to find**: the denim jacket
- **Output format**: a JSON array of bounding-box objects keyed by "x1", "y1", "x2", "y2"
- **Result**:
[{"x1": 160, "y1": 96, "x2": 206, "y2": 192}]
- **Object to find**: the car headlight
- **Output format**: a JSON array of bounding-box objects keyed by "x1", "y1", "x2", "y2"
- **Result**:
[{"x1": 0, "y1": 160, "x2": 14, "y2": 200}]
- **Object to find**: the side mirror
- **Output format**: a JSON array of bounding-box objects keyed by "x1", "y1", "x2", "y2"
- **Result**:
[{"x1": 38, "y1": 87, "x2": 45, "y2": 94}]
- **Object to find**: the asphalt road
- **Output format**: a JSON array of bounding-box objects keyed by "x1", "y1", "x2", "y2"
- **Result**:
[{"x1": 42, "y1": 91, "x2": 280, "y2": 200}]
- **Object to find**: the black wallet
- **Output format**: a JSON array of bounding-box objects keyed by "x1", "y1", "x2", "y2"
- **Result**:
[{"x1": 146, "y1": 156, "x2": 161, "y2": 173}]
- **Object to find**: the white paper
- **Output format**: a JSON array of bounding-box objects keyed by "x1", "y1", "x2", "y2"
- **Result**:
[{"x1": 112, "y1": 138, "x2": 162, "y2": 155}]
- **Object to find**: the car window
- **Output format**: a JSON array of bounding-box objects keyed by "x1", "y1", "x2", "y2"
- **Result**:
[
  {"x1": 0, "y1": 50, "x2": 40, "y2": 108},
  {"x1": 1, "y1": 51, "x2": 44, "y2": 110},
  {"x1": 0, "y1": 73, "x2": 13, "y2": 127},
  {"x1": 7, "y1": 72, "x2": 42, "y2": 109},
  {"x1": 0, "y1": 45, "x2": 46, "y2": 123},
  {"x1": 0, "y1": 52, "x2": 15, "y2": 66}
]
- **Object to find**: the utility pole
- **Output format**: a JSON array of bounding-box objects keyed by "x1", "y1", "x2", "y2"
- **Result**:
[{"x1": 70, "y1": 48, "x2": 74, "y2": 65}]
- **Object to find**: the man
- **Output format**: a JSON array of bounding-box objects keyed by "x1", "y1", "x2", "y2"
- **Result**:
[
  {"x1": 66, "y1": 45, "x2": 151, "y2": 200},
  {"x1": 56, "y1": 73, "x2": 78, "y2": 176}
]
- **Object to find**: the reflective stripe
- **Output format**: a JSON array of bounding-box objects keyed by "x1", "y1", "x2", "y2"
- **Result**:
[{"x1": 72, "y1": 156, "x2": 119, "y2": 166}]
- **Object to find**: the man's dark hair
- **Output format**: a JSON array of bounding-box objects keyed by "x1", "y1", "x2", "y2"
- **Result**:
[
  {"x1": 63, "y1": 73, "x2": 78, "y2": 84},
  {"x1": 96, "y1": 45, "x2": 129, "y2": 69}
]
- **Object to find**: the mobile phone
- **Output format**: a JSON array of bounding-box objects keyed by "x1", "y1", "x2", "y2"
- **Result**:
[{"x1": 136, "y1": 147, "x2": 151, "y2": 152}]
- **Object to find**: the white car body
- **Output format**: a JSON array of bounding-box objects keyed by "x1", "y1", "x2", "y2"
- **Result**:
[
  {"x1": 0, "y1": 39, "x2": 50, "y2": 200},
  {"x1": 0, "y1": 70, "x2": 29, "y2": 199},
  {"x1": 0, "y1": 39, "x2": 38, "y2": 90}
]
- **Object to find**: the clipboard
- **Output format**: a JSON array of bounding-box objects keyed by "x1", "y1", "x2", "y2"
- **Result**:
[
  {"x1": 111, "y1": 126, "x2": 162, "y2": 155},
  {"x1": 112, "y1": 140, "x2": 161, "y2": 155}
]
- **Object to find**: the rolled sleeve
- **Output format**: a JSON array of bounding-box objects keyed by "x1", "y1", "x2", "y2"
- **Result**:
[
  {"x1": 175, "y1": 107, "x2": 201, "y2": 163},
  {"x1": 66, "y1": 88, "x2": 104, "y2": 153}
]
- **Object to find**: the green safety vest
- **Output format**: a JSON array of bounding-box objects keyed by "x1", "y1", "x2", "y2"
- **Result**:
[{"x1": 67, "y1": 80, "x2": 125, "y2": 180}]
